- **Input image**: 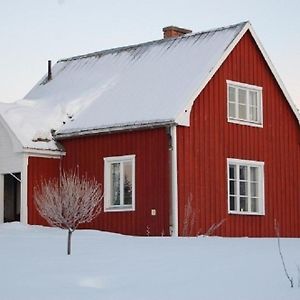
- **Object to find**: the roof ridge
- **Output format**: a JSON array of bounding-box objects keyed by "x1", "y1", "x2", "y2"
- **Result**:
[{"x1": 58, "y1": 21, "x2": 249, "y2": 63}]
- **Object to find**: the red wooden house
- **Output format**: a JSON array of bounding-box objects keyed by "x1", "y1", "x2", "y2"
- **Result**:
[{"x1": 0, "y1": 21, "x2": 299, "y2": 237}]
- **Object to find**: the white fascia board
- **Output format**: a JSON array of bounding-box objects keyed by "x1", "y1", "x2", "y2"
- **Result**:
[
  {"x1": 23, "y1": 148, "x2": 65, "y2": 158},
  {"x1": 176, "y1": 22, "x2": 300, "y2": 127},
  {"x1": 170, "y1": 125, "x2": 178, "y2": 236},
  {"x1": 20, "y1": 154, "x2": 28, "y2": 224}
]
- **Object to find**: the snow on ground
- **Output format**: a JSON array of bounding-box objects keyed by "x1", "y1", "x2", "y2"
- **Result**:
[{"x1": 0, "y1": 223, "x2": 299, "y2": 300}]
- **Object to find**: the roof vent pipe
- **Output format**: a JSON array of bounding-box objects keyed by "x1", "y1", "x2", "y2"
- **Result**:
[{"x1": 47, "y1": 60, "x2": 52, "y2": 81}]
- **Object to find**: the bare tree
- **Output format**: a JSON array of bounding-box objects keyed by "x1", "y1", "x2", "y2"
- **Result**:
[
  {"x1": 205, "y1": 218, "x2": 226, "y2": 236},
  {"x1": 34, "y1": 171, "x2": 103, "y2": 255},
  {"x1": 274, "y1": 219, "x2": 294, "y2": 288},
  {"x1": 182, "y1": 194, "x2": 196, "y2": 236}
]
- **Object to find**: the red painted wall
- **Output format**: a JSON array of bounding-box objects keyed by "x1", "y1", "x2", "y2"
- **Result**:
[
  {"x1": 59, "y1": 128, "x2": 170, "y2": 236},
  {"x1": 27, "y1": 157, "x2": 61, "y2": 226},
  {"x1": 177, "y1": 31, "x2": 300, "y2": 237},
  {"x1": 28, "y1": 129, "x2": 170, "y2": 235}
]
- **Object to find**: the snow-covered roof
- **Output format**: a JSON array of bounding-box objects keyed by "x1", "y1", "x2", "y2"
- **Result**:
[{"x1": 0, "y1": 21, "x2": 298, "y2": 153}]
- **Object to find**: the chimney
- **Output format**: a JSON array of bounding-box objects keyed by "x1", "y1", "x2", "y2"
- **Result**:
[
  {"x1": 47, "y1": 60, "x2": 52, "y2": 81},
  {"x1": 163, "y1": 26, "x2": 192, "y2": 39}
]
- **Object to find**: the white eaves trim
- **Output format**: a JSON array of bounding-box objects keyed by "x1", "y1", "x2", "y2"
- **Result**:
[
  {"x1": 22, "y1": 148, "x2": 65, "y2": 158},
  {"x1": 176, "y1": 21, "x2": 300, "y2": 127}
]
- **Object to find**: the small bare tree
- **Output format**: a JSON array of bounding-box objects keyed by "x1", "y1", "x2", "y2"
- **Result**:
[
  {"x1": 274, "y1": 219, "x2": 294, "y2": 288},
  {"x1": 205, "y1": 218, "x2": 226, "y2": 236},
  {"x1": 34, "y1": 171, "x2": 103, "y2": 255},
  {"x1": 182, "y1": 194, "x2": 196, "y2": 236}
]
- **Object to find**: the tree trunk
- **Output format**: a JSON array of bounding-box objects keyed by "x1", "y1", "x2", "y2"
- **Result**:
[{"x1": 67, "y1": 229, "x2": 73, "y2": 255}]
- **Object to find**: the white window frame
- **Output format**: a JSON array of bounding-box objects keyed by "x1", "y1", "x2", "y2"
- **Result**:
[
  {"x1": 104, "y1": 154, "x2": 135, "y2": 212},
  {"x1": 227, "y1": 80, "x2": 263, "y2": 127},
  {"x1": 227, "y1": 158, "x2": 265, "y2": 216}
]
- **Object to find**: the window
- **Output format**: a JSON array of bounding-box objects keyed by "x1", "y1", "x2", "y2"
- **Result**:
[
  {"x1": 104, "y1": 155, "x2": 135, "y2": 212},
  {"x1": 227, "y1": 80, "x2": 263, "y2": 126},
  {"x1": 227, "y1": 158, "x2": 264, "y2": 215}
]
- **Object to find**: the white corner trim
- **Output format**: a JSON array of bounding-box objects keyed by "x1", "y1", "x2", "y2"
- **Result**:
[
  {"x1": 170, "y1": 125, "x2": 178, "y2": 236},
  {"x1": 20, "y1": 154, "x2": 28, "y2": 224}
]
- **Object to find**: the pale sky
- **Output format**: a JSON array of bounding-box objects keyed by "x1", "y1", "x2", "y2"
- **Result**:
[{"x1": 0, "y1": 0, "x2": 299, "y2": 108}]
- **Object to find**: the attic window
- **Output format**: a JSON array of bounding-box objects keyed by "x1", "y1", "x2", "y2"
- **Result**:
[{"x1": 227, "y1": 80, "x2": 263, "y2": 127}]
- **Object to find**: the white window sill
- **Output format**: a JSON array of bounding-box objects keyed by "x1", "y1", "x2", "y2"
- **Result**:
[
  {"x1": 228, "y1": 118, "x2": 263, "y2": 128},
  {"x1": 104, "y1": 206, "x2": 135, "y2": 212},
  {"x1": 228, "y1": 211, "x2": 265, "y2": 216}
]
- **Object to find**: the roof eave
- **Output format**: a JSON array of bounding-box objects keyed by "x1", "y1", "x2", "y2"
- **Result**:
[
  {"x1": 55, "y1": 120, "x2": 176, "y2": 140},
  {"x1": 22, "y1": 147, "x2": 65, "y2": 158}
]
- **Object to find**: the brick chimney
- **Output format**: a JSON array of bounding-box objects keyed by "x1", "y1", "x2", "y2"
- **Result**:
[{"x1": 163, "y1": 26, "x2": 192, "y2": 39}]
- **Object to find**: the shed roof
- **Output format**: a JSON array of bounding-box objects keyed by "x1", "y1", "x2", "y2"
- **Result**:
[{"x1": 0, "y1": 21, "x2": 298, "y2": 153}]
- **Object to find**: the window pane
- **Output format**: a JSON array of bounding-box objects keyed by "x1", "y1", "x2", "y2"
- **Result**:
[
  {"x1": 251, "y1": 198, "x2": 258, "y2": 212},
  {"x1": 230, "y1": 196, "x2": 236, "y2": 211},
  {"x1": 229, "y1": 180, "x2": 236, "y2": 195},
  {"x1": 240, "y1": 197, "x2": 248, "y2": 212},
  {"x1": 240, "y1": 182, "x2": 248, "y2": 196},
  {"x1": 249, "y1": 106, "x2": 258, "y2": 122},
  {"x1": 250, "y1": 167, "x2": 258, "y2": 181},
  {"x1": 250, "y1": 182, "x2": 258, "y2": 197},
  {"x1": 123, "y1": 161, "x2": 133, "y2": 205},
  {"x1": 249, "y1": 91, "x2": 258, "y2": 106},
  {"x1": 229, "y1": 102, "x2": 236, "y2": 118},
  {"x1": 229, "y1": 86, "x2": 236, "y2": 102},
  {"x1": 238, "y1": 89, "x2": 247, "y2": 105},
  {"x1": 229, "y1": 165, "x2": 236, "y2": 179},
  {"x1": 239, "y1": 166, "x2": 248, "y2": 180},
  {"x1": 238, "y1": 104, "x2": 247, "y2": 119},
  {"x1": 111, "y1": 163, "x2": 120, "y2": 205}
]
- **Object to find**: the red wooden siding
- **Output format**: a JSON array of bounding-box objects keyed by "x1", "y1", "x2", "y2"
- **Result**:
[
  {"x1": 177, "y1": 31, "x2": 300, "y2": 237},
  {"x1": 59, "y1": 128, "x2": 170, "y2": 236},
  {"x1": 27, "y1": 157, "x2": 61, "y2": 226}
]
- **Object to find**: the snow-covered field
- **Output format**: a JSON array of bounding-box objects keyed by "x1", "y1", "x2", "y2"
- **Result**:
[{"x1": 0, "y1": 223, "x2": 299, "y2": 300}]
